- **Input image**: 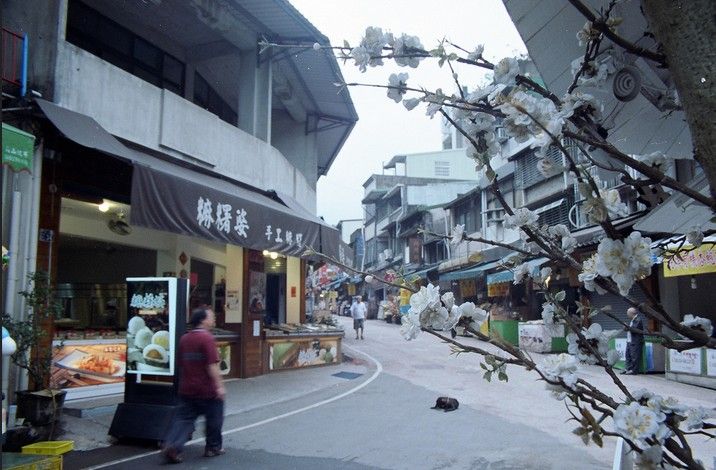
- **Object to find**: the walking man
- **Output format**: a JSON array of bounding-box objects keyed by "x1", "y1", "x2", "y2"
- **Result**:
[
  {"x1": 351, "y1": 295, "x2": 367, "y2": 340},
  {"x1": 163, "y1": 307, "x2": 226, "y2": 464},
  {"x1": 622, "y1": 307, "x2": 644, "y2": 375}
]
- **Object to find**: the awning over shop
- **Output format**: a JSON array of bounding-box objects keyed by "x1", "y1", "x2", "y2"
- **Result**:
[
  {"x1": 442, "y1": 259, "x2": 502, "y2": 282},
  {"x1": 35, "y1": 99, "x2": 342, "y2": 259}
]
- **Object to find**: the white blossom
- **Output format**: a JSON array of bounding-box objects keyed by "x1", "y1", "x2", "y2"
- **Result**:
[
  {"x1": 536, "y1": 157, "x2": 559, "y2": 178},
  {"x1": 441, "y1": 291, "x2": 455, "y2": 310},
  {"x1": 680, "y1": 314, "x2": 713, "y2": 337},
  {"x1": 450, "y1": 224, "x2": 465, "y2": 246},
  {"x1": 467, "y1": 45, "x2": 484, "y2": 61},
  {"x1": 387, "y1": 73, "x2": 409, "y2": 103},
  {"x1": 409, "y1": 285, "x2": 441, "y2": 318},
  {"x1": 459, "y1": 302, "x2": 487, "y2": 330},
  {"x1": 351, "y1": 26, "x2": 389, "y2": 71},
  {"x1": 578, "y1": 254, "x2": 606, "y2": 294},
  {"x1": 682, "y1": 406, "x2": 710, "y2": 431},
  {"x1": 400, "y1": 312, "x2": 421, "y2": 341},
  {"x1": 444, "y1": 305, "x2": 463, "y2": 331},
  {"x1": 685, "y1": 227, "x2": 704, "y2": 248},
  {"x1": 538, "y1": 353, "x2": 579, "y2": 400},
  {"x1": 513, "y1": 262, "x2": 531, "y2": 285},
  {"x1": 613, "y1": 402, "x2": 665, "y2": 449},
  {"x1": 541, "y1": 302, "x2": 556, "y2": 324},
  {"x1": 595, "y1": 232, "x2": 652, "y2": 296},
  {"x1": 392, "y1": 33, "x2": 424, "y2": 68},
  {"x1": 559, "y1": 91, "x2": 602, "y2": 121},
  {"x1": 576, "y1": 21, "x2": 599, "y2": 46},
  {"x1": 403, "y1": 97, "x2": 421, "y2": 111},
  {"x1": 493, "y1": 57, "x2": 519, "y2": 85},
  {"x1": 504, "y1": 207, "x2": 539, "y2": 229},
  {"x1": 567, "y1": 323, "x2": 616, "y2": 364}
]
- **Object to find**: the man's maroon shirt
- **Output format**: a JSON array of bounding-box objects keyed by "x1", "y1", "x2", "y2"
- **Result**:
[{"x1": 178, "y1": 328, "x2": 220, "y2": 399}]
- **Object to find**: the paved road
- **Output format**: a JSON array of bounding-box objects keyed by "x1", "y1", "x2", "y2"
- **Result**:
[{"x1": 79, "y1": 316, "x2": 715, "y2": 469}]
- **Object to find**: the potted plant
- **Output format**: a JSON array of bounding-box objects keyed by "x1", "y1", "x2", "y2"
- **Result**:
[{"x1": 2, "y1": 271, "x2": 66, "y2": 427}]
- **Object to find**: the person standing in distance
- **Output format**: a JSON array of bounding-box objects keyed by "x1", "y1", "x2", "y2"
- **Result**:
[
  {"x1": 350, "y1": 296, "x2": 367, "y2": 340},
  {"x1": 622, "y1": 307, "x2": 644, "y2": 375},
  {"x1": 163, "y1": 307, "x2": 226, "y2": 464}
]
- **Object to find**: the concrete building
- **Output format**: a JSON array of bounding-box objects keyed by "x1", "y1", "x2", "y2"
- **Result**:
[{"x1": 2, "y1": 0, "x2": 357, "y2": 401}]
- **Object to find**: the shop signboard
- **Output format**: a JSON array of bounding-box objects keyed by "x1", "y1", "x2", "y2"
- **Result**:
[
  {"x1": 459, "y1": 279, "x2": 476, "y2": 298},
  {"x1": 125, "y1": 278, "x2": 178, "y2": 376},
  {"x1": 668, "y1": 348, "x2": 702, "y2": 375},
  {"x1": 662, "y1": 244, "x2": 716, "y2": 277},
  {"x1": 2, "y1": 123, "x2": 35, "y2": 173},
  {"x1": 706, "y1": 348, "x2": 716, "y2": 377},
  {"x1": 269, "y1": 338, "x2": 339, "y2": 370}
]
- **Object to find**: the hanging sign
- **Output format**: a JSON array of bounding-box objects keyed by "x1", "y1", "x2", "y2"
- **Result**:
[
  {"x1": 663, "y1": 244, "x2": 716, "y2": 277},
  {"x1": 2, "y1": 123, "x2": 35, "y2": 173}
]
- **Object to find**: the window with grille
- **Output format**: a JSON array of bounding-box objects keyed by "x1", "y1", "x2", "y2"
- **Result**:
[
  {"x1": 516, "y1": 145, "x2": 566, "y2": 188},
  {"x1": 435, "y1": 161, "x2": 451, "y2": 177}
]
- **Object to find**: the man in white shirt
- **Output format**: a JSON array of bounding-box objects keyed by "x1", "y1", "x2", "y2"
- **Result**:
[{"x1": 350, "y1": 296, "x2": 367, "y2": 340}]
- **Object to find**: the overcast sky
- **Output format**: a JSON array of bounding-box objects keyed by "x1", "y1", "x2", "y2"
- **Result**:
[{"x1": 288, "y1": 0, "x2": 527, "y2": 226}]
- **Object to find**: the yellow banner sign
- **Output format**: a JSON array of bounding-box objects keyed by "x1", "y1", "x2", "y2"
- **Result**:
[{"x1": 663, "y1": 245, "x2": 716, "y2": 277}]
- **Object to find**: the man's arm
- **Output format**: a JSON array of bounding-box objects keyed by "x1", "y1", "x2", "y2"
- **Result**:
[{"x1": 208, "y1": 362, "x2": 226, "y2": 400}]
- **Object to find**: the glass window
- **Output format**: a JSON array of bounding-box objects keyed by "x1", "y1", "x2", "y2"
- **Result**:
[{"x1": 133, "y1": 38, "x2": 161, "y2": 72}]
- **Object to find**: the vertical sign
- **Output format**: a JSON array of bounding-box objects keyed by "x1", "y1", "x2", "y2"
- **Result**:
[{"x1": 126, "y1": 278, "x2": 176, "y2": 376}]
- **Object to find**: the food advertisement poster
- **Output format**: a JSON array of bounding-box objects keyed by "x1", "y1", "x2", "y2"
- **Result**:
[
  {"x1": 269, "y1": 338, "x2": 339, "y2": 371},
  {"x1": 51, "y1": 343, "x2": 126, "y2": 389},
  {"x1": 248, "y1": 271, "x2": 266, "y2": 316},
  {"x1": 126, "y1": 278, "x2": 176, "y2": 376}
]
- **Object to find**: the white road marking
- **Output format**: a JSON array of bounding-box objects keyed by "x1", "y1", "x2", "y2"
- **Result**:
[{"x1": 84, "y1": 346, "x2": 382, "y2": 469}]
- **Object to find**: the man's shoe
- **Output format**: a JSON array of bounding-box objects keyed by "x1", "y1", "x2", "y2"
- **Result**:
[
  {"x1": 624, "y1": 370, "x2": 635, "y2": 375},
  {"x1": 163, "y1": 447, "x2": 183, "y2": 464},
  {"x1": 355, "y1": 336, "x2": 359, "y2": 339},
  {"x1": 619, "y1": 370, "x2": 627, "y2": 375},
  {"x1": 204, "y1": 448, "x2": 226, "y2": 457}
]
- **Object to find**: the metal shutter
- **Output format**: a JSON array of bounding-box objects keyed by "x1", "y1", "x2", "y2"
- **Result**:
[{"x1": 589, "y1": 286, "x2": 651, "y2": 336}]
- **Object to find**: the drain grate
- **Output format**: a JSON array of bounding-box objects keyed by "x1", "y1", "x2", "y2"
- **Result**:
[{"x1": 332, "y1": 371, "x2": 363, "y2": 380}]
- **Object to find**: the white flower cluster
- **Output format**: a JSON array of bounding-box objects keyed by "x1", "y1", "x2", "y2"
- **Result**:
[
  {"x1": 541, "y1": 301, "x2": 556, "y2": 325},
  {"x1": 578, "y1": 254, "x2": 605, "y2": 294},
  {"x1": 495, "y1": 89, "x2": 564, "y2": 157},
  {"x1": 595, "y1": 232, "x2": 653, "y2": 296},
  {"x1": 538, "y1": 353, "x2": 579, "y2": 400},
  {"x1": 614, "y1": 389, "x2": 713, "y2": 456},
  {"x1": 350, "y1": 27, "x2": 425, "y2": 73},
  {"x1": 548, "y1": 224, "x2": 577, "y2": 253},
  {"x1": 504, "y1": 207, "x2": 539, "y2": 229},
  {"x1": 566, "y1": 323, "x2": 619, "y2": 365},
  {"x1": 680, "y1": 314, "x2": 713, "y2": 337},
  {"x1": 387, "y1": 72, "x2": 409, "y2": 103},
  {"x1": 450, "y1": 224, "x2": 465, "y2": 246},
  {"x1": 400, "y1": 285, "x2": 486, "y2": 340},
  {"x1": 581, "y1": 186, "x2": 629, "y2": 223}
]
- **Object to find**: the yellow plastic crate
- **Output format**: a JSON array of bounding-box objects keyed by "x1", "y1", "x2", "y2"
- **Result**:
[
  {"x1": 21, "y1": 440, "x2": 74, "y2": 455},
  {"x1": 3, "y1": 453, "x2": 62, "y2": 470}
]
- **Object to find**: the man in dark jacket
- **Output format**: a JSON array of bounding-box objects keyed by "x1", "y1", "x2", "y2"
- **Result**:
[{"x1": 622, "y1": 307, "x2": 644, "y2": 375}]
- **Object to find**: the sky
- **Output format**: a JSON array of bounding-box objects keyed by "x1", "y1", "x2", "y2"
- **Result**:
[{"x1": 288, "y1": 0, "x2": 528, "y2": 226}]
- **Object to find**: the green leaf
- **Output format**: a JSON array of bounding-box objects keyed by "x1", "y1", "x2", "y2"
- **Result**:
[
  {"x1": 555, "y1": 290, "x2": 566, "y2": 302},
  {"x1": 480, "y1": 363, "x2": 488, "y2": 370},
  {"x1": 591, "y1": 432, "x2": 603, "y2": 447},
  {"x1": 498, "y1": 371, "x2": 508, "y2": 382},
  {"x1": 483, "y1": 371, "x2": 492, "y2": 382},
  {"x1": 343, "y1": 40, "x2": 351, "y2": 49}
]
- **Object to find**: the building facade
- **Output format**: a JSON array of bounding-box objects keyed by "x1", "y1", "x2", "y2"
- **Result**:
[{"x1": 2, "y1": 0, "x2": 357, "y2": 399}]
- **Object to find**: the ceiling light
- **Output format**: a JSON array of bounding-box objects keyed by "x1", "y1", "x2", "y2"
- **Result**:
[
  {"x1": 98, "y1": 200, "x2": 110, "y2": 212},
  {"x1": 263, "y1": 250, "x2": 270, "y2": 256},
  {"x1": 270, "y1": 252, "x2": 278, "y2": 260}
]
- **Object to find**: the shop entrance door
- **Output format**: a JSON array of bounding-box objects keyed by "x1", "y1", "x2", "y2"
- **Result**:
[
  {"x1": 190, "y1": 258, "x2": 214, "y2": 310},
  {"x1": 265, "y1": 273, "x2": 286, "y2": 325}
]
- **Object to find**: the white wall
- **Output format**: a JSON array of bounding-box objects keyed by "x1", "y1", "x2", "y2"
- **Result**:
[{"x1": 53, "y1": 43, "x2": 317, "y2": 213}]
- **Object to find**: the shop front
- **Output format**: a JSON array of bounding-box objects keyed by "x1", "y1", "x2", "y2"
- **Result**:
[{"x1": 34, "y1": 99, "x2": 344, "y2": 400}]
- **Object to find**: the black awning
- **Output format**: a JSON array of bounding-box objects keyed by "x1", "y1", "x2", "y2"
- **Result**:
[{"x1": 35, "y1": 99, "x2": 342, "y2": 258}]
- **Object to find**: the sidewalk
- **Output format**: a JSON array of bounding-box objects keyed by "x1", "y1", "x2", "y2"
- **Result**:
[{"x1": 58, "y1": 348, "x2": 373, "y2": 468}]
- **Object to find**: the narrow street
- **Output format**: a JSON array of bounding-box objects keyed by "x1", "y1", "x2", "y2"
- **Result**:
[{"x1": 85, "y1": 316, "x2": 715, "y2": 469}]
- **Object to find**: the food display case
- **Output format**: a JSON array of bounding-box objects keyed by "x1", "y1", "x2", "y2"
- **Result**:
[{"x1": 264, "y1": 324, "x2": 344, "y2": 372}]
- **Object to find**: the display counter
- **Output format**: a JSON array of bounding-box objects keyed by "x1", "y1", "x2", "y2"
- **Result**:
[
  {"x1": 264, "y1": 324, "x2": 344, "y2": 372},
  {"x1": 665, "y1": 344, "x2": 716, "y2": 390}
]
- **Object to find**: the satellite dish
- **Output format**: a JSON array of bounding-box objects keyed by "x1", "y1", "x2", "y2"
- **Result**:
[{"x1": 108, "y1": 210, "x2": 132, "y2": 236}]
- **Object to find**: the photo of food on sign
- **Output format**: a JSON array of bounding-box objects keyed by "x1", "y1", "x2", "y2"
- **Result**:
[
  {"x1": 51, "y1": 344, "x2": 126, "y2": 388},
  {"x1": 126, "y1": 280, "x2": 173, "y2": 375}
]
